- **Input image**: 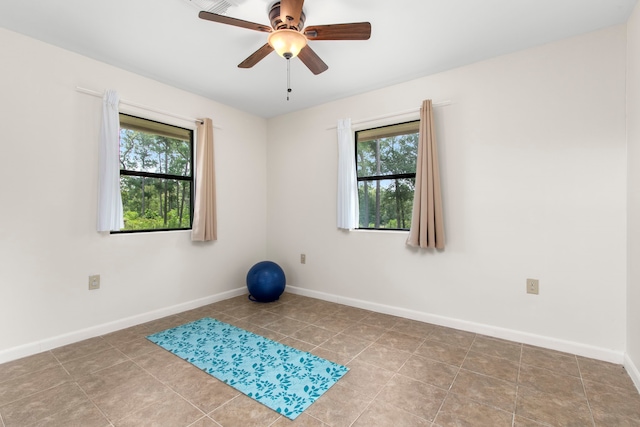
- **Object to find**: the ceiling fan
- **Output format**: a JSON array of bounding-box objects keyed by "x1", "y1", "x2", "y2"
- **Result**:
[{"x1": 198, "y1": 0, "x2": 371, "y2": 75}]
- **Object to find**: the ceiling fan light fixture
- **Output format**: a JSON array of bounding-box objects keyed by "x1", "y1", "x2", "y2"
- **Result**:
[{"x1": 268, "y1": 29, "x2": 307, "y2": 58}]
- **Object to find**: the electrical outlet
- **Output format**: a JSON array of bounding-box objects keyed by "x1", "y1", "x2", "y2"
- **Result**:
[
  {"x1": 89, "y1": 274, "x2": 100, "y2": 290},
  {"x1": 526, "y1": 278, "x2": 539, "y2": 295},
  {"x1": 300, "y1": 254, "x2": 306, "y2": 264}
]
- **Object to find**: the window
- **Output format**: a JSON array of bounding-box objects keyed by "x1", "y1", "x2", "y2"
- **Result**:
[
  {"x1": 355, "y1": 121, "x2": 419, "y2": 230},
  {"x1": 116, "y1": 114, "x2": 194, "y2": 233}
]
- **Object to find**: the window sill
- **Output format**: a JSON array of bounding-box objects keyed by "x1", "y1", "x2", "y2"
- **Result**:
[
  {"x1": 351, "y1": 229, "x2": 409, "y2": 235},
  {"x1": 110, "y1": 229, "x2": 192, "y2": 235}
]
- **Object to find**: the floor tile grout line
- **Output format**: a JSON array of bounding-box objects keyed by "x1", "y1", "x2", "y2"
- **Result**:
[
  {"x1": 126, "y1": 348, "x2": 224, "y2": 419},
  {"x1": 48, "y1": 349, "x2": 66, "y2": 370},
  {"x1": 69, "y1": 344, "x2": 200, "y2": 425},
  {"x1": 346, "y1": 332, "x2": 438, "y2": 427},
  {"x1": 431, "y1": 333, "x2": 477, "y2": 425},
  {"x1": 266, "y1": 415, "x2": 282, "y2": 427},
  {"x1": 514, "y1": 344, "x2": 595, "y2": 426},
  {"x1": 345, "y1": 343, "x2": 398, "y2": 427},
  {"x1": 522, "y1": 360, "x2": 581, "y2": 375},
  {"x1": 0, "y1": 374, "x2": 74, "y2": 408},
  {"x1": 457, "y1": 367, "x2": 527, "y2": 423},
  {"x1": 74, "y1": 378, "x2": 117, "y2": 427},
  {"x1": 265, "y1": 411, "x2": 326, "y2": 427},
  {"x1": 50, "y1": 337, "x2": 117, "y2": 366},
  {"x1": 58, "y1": 344, "x2": 121, "y2": 377},
  {"x1": 365, "y1": 330, "x2": 450, "y2": 425},
  {"x1": 114, "y1": 387, "x2": 206, "y2": 427},
  {"x1": 2, "y1": 379, "x2": 111, "y2": 427},
  {"x1": 511, "y1": 343, "x2": 524, "y2": 427},
  {"x1": 425, "y1": 351, "x2": 524, "y2": 419},
  {"x1": 0, "y1": 351, "x2": 67, "y2": 387},
  {"x1": 576, "y1": 354, "x2": 598, "y2": 427},
  {"x1": 186, "y1": 415, "x2": 215, "y2": 427},
  {"x1": 75, "y1": 366, "x2": 158, "y2": 425},
  {"x1": 207, "y1": 393, "x2": 246, "y2": 422},
  {"x1": 512, "y1": 344, "x2": 584, "y2": 427},
  {"x1": 348, "y1": 377, "x2": 431, "y2": 427},
  {"x1": 576, "y1": 364, "x2": 640, "y2": 393},
  {"x1": 290, "y1": 309, "x2": 405, "y2": 426}
]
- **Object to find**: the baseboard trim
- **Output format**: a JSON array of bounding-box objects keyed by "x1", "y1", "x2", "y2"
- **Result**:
[
  {"x1": 286, "y1": 285, "x2": 625, "y2": 364},
  {"x1": 0, "y1": 287, "x2": 247, "y2": 365},
  {"x1": 625, "y1": 354, "x2": 640, "y2": 393},
  {"x1": 1, "y1": 285, "x2": 628, "y2": 368}
]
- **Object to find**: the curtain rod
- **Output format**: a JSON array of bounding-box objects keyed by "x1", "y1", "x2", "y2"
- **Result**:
[
  {"x1": 326, "y1": 101, "x2": 452, "y2": 130},
  {"x1": 76, "y1": 86, "x2": 220, "y2": 128}
]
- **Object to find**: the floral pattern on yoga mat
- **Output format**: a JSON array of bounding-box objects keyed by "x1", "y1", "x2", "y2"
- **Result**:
[{"x1": 147, "y1": 317, "x2": 349, "y2": 420}]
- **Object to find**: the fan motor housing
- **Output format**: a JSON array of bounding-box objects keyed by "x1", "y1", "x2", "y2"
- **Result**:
[{"x1": 269, "y1": 1, "x2": 305, "y2": 31}]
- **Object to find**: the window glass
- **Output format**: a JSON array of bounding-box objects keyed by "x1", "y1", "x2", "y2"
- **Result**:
[
  {"x1": 116, "y1": 114, "x2": 194, "y2": 233},
  {"x1": 355, "y1": 121, "x2": 419, "y2": 230}
]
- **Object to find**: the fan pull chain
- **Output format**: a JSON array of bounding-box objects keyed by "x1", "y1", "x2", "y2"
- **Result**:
[{"x1": 286, "y1": 57, "x2": 292, "y2": 101}]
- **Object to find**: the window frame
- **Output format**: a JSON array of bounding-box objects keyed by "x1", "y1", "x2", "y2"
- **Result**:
[
  {"x1": 113, "y1": 113, "x2": 195, "y2": 234},
  {"x1": 355, "y1": 120, "x2": 420, "y2": 231}
]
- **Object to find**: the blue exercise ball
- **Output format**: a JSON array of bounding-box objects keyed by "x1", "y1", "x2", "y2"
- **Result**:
[{"x1": 246, "y1": 261, "x2": 286, "y2": 302}]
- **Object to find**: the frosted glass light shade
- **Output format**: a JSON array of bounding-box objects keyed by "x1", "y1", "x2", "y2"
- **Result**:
[{"x1": 268, "y1": 29, "x2": 307, "y2": 58}]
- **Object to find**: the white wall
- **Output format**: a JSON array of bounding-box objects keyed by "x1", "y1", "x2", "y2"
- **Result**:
[
  {"x1": 267, "y1": 26, "x2": 628, "y2": 360},
  {"x1": 0, "y1": 21, "x2": 633, "y2": 367},
  {"x1": 627, "y1": 2, "x2": 640, "y2": 385},
  {"x1": 0, "y1": 28, "x2": 268, "y2": 360}
]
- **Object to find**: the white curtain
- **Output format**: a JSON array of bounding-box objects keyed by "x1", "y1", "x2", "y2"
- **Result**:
[
  {"x1": 191, "y1": 118, "x2": 217, "y2": 241},
  {"x1": 336, "y1": 118, "x2": 359, "y2": 230},
  {"x1": 97, "y1": 90, "x2": 124, "y2": 232}
]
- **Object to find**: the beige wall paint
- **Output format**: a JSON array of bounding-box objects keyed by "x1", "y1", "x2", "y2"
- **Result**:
[
  {"x1": 0, "y1": 28, "x2": 268, "y2": 357},
  {"x1": 627, "y1": 2, "x2": 640, "y2": 385},
  {"x1": 267, "y1": 25, "x2": 628, "y2": 358}
]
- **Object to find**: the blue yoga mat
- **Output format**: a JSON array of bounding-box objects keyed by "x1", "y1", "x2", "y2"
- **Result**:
[{"x1": 147, "y1": 317, "x2": 349, "y2": 420}]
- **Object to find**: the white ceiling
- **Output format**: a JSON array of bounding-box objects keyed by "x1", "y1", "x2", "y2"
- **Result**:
[{"x1": 0, "y1": 0, "x2": 636, "y2": 118}]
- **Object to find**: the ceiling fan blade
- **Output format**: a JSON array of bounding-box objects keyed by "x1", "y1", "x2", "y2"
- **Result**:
[
  {"x1": 280, "y1": 0, "x2": 304, "y2": 29},
  {"x1": 199, "y1": 11, "x2": 272, "y2": 33},
  {"x1": 304, "y1": 22, "x2": 371, "y2": 40},
  {"x1": 238, "y1": 43, "x2": 274, "y2": 68},
  {"x1": 298, "y1": 45, "x2": 328, "y2": 75}
]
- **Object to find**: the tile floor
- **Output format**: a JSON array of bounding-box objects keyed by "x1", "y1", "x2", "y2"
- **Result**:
[{"x1": 0, "y1": 293, "x2": 639, "y2": 427}]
